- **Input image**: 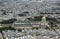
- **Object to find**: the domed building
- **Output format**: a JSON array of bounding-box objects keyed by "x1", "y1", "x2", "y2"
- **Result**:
[
  {"x1": 12, "y1": 15, "x2": 50, "y2": 29},
  {"x1": 40, "y1": 15, "x2": 49, "y2": 28}
]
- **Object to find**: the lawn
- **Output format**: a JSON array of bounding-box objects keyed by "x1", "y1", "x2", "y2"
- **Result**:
[{"x1": 1, "y1": 24, "x2": 12, "y2": 27}]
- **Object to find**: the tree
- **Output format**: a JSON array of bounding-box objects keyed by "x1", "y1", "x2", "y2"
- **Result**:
[{"x1": 0, "y1": 18, "x2": 17, "y2": 24}]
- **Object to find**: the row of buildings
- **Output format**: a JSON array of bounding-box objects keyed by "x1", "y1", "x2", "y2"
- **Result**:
[{"x1": 1, "y1": 28, "x2": 60, "y2": 39}]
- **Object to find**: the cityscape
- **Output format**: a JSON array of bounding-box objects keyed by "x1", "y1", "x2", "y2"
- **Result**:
[{"x1": 0, "y1": 0, "x2": 60, "y2": 39}]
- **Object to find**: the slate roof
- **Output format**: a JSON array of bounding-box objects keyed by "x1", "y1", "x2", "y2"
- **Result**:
[{"x1": 14, "y1": 20, "x2": 32, "y2": 27}]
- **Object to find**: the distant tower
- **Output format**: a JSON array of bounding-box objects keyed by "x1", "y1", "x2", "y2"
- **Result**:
[{"x1": 40, "y1": 15, "x2": 48, "y2": 28}]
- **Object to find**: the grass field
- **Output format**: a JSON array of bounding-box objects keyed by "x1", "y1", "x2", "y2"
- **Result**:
[{"x1": 1, "y1": 24, "x2": 12, "y2": 27}]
